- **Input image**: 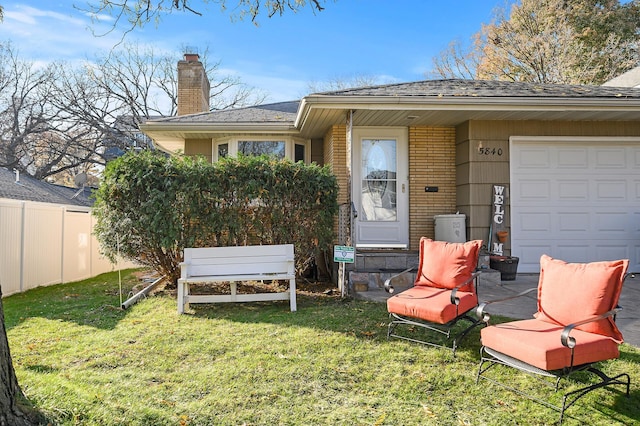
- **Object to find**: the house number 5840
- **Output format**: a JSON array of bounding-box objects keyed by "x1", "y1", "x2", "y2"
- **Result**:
[{"x1": 478, "y1": 147, "x2": 503, "y2": 156}]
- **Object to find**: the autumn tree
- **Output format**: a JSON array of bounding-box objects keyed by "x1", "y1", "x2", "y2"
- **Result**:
[{"x1": 432, "y1": 0, "x2": 640, "y2": 85}]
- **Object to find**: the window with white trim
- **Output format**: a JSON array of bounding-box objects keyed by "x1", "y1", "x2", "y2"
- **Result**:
[{"x1": 214, "y1": 137, "x2": 310, "y2": 162}]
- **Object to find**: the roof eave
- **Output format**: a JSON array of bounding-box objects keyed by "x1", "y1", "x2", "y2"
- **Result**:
[{"x1": 295, "y1": 94, "x2": 640, "y2": 133}]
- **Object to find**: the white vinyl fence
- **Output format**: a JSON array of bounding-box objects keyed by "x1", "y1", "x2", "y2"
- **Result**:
[{"x1": 0, "y1": 198, "x2": 136, "y2": 297}]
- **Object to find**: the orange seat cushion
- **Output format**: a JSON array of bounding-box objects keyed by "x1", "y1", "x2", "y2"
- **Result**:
[
  {"x1": 387, "y1": 286, "x2": 478, "y2": 324},
  {"x1": 534, "y1": 255, "x2": 628, "y2": 342},
  {"x1": 481, "y1": 319, "x2": 620, "y2": 371},
  {"x1": 415, "y1": 238, "x2": 482, "y2": 292}
]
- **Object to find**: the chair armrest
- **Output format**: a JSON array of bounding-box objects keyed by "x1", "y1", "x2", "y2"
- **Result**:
[
  {"x1": 561, "y1": 307, "x2": 622, "y2": 349},
  {"x1": 475, "y1": 287, "x2": 537, "y2": 323},
  {"x1": 450, "y1": 271, "x2": 481, "y2": 305},
  {"x1": 384, "y1": 268, "x2": 416, "y2": 294}
]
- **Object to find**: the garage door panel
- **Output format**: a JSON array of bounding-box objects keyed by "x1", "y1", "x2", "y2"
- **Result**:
[
  {"x1": 518, "y1": 212, "x2": 552, "y2": 233},
  {"x1": 594, "y1": 148, "x2": 627, "y2": 168},
  {"x1": 635, "y1": 212, "x2": 640, "y2": 232},
  {"x1": 511, "y1": 138, "x2": 640, "y2": 273},
  {"x1": 629, "y1": 245, "x2": 640, "y2": 266},
  {"x1": 595, "y1": 212, "x2": 629, "y2": 232},
  {"x1": 595, "y1": 180, "x2": 627, "y2": 200},
  {"x1": 518, "y1": 245, "x2": 553, "y2": 272},
  {"x1": 555, "y1": 245, "x2": 590, "y2": 263},
  {"x1": 595, "y1": 245, "x2": 631, "y2": 261},
  {"x1": 558, "y1": 181, "x2": 588, "y2": 200},
  {"x1": 518, "y1": 180, "x2": 551, "y2": 201},
  {"x1": 558, "y1": 148, "x2": 588, "y2": 168},
  {"x1": 558, "y1": 213, "x2": 589, "y2": 232},
  {"x1": 518, "y1": 148, "x2": 551, "y2": 168}
]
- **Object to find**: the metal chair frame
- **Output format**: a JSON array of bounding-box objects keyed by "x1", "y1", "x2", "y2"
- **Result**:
[
  {"x1": 386, "y1": 269, "x2": 482, "y2": 355},
  {"x1": 475, "y1": 285, "x2": 632, "y2": 424}
]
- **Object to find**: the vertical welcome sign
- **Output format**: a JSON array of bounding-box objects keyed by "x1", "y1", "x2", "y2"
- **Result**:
[{"x1": 490, "y1": 184, "x2": 508, "y2": 255}]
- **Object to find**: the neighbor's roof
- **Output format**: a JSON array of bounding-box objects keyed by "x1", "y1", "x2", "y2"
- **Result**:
[
  {"x1": 603, "y1": 66, "x2": 640, "y2": 88},
  {"x1": 0, "y1": 167, "x2": 93, "y2": 207}
]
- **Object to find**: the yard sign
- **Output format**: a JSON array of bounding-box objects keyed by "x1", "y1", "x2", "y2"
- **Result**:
[{"x1": 334, "y1": 245, "x2": 354, "y2": 297}]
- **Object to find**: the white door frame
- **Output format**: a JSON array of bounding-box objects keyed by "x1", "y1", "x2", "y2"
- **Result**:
[{"x1": 352, "y1": 127, "x2": 409, "y2": 248}]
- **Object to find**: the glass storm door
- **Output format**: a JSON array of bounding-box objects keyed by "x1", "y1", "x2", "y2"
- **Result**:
[{"x1": 353, "y1": 128, "x2": 409, "y2": 248}]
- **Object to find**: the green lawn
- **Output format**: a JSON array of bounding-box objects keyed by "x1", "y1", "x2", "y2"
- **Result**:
[{"x1": 4, "y1": 269, "x2": 639, "y2": 425}]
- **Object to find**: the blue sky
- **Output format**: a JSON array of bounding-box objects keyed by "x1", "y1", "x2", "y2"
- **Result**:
[{"x1": 0, "y1": 1, "x2": 512, "y2": 103}]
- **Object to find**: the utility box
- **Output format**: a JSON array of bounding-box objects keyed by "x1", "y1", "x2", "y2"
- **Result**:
[{"x1": 434, "y1": 214, "x2": 466, "y2": 243}]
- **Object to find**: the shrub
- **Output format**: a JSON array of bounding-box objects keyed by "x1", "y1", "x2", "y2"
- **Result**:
[{"x1": 93, "y1": 151, "x2": 339, "y2": 285}]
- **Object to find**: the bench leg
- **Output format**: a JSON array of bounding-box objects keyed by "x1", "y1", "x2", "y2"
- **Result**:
[
  {"x1": 177, "y1": 280, "x2": 189, "y2": 314},
  {"x1": 289, "y1": 278, "x2": 297, "y2": 312}
]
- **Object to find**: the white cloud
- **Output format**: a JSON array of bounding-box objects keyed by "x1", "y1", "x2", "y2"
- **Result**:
[{"x1": 4, "y1": 9, "x2": 38, "y2": 25}]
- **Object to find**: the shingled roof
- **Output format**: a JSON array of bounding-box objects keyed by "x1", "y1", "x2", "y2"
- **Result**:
[
  {"x1": 314, "y1": 79, "x2": 640, "y2": 99},
  {"x1": 146, "y1": 100, "x2": 300, "y2": 125},
  {"x1": 145, "y1": 80, "x2": 640, "y2": 127},
  {"x1": 0, "y1": 167, "x2": 93, "y2": 207}
]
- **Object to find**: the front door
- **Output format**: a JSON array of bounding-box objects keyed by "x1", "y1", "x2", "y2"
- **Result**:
[{"x1": 353, "y1": 127, "x2": 409, "y2": 248}]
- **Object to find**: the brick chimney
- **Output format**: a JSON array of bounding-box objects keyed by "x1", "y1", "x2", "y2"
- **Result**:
[{"x1": 177, "y1": 53, "x2": 210, "y2": 116}]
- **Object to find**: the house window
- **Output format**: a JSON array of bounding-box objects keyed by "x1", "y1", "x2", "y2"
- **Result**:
[
  {"x1": 218, "y1": 143, "x2": 228, "y2": 158},
  {"x1": 238, "y1": 141, "x2": 285, "y2": 159},
  {"x1": 213, "y1": 137, "x2": 310, "y2": 162},
  {"x1": 294, "y1": 144, "x2": 305, "y2": 163}
]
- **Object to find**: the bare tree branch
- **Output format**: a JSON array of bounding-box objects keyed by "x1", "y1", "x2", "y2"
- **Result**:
[{"x1": 79, "y1": 0, "x2": 328, "y2": 36}]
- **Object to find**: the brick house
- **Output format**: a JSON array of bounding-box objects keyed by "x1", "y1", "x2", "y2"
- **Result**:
[{"x1": 140, "y1": 54, "x2": 640, "y2": 277}]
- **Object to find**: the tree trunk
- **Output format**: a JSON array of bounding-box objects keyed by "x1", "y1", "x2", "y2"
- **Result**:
[{"x1": 0, "y1": 288, "x2": 46, "y2": 426}]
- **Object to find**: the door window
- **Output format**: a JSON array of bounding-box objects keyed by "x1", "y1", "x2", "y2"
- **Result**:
[{"x1": 361, "y1": 139, "x2": 397, "y2": 221}]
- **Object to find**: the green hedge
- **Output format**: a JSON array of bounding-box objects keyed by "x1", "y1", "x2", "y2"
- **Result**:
[{"x1": 93, "y1": 151, "x2": 339, "y2": 284}]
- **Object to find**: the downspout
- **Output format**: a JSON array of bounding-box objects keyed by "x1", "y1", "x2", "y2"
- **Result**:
[
  {"x1": 121, "y1": 276, "x2": 165, "y2": 310},
  {"x1": 347, "y1": 109, "x2": 354, "y2": 248},
  {"x1": 346, "y1": 110, "x2": 355, "y2": 297}
]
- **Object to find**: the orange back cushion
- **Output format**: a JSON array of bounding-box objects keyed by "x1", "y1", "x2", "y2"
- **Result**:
[
  {"x1": 414, "y1": 238, "x2": 482, "y2": 292},
  {"x1": 534, "y1": 254, "x2": 628, "y2": 342}
]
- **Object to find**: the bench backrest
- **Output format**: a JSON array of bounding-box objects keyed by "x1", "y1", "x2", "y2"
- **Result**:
[{"x1": 183, "y1": 244, "x2": 295, "y2": 277}]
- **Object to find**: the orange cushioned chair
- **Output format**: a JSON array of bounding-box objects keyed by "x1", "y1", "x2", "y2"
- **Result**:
[
  {"x1": 476, "y1": 254, "x2": 632, "y2": 424},
  {"x1": 385, "y1": 238, "x2": 483, "y2": 355}
]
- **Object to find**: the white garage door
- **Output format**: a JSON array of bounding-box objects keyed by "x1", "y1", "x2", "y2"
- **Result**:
[{"x1": 510, "y1": 136, "x2": 640, "y2": 273}]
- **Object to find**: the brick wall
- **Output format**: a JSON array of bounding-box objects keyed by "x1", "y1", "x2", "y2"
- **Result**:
[
  {"x1": 408, "y1": 126, "x2": 457, "y2": 249},
  {"x1": 324, "y1": 124, "x2": 349, "y2": 206}
]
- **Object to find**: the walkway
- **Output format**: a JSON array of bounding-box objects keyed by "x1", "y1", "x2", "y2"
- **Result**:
[{"x1": 356, "y1": 272, "x2": 640, "y2": 348}]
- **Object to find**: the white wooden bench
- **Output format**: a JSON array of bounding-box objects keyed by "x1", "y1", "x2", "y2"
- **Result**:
[{"x1": 177, "y1": 244, "x2": 296, "y2": 313}]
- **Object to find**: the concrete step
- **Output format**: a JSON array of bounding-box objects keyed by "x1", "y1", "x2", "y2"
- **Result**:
[{"x1": 349, "y1": 269, "x2": 416, "y2": 293}]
